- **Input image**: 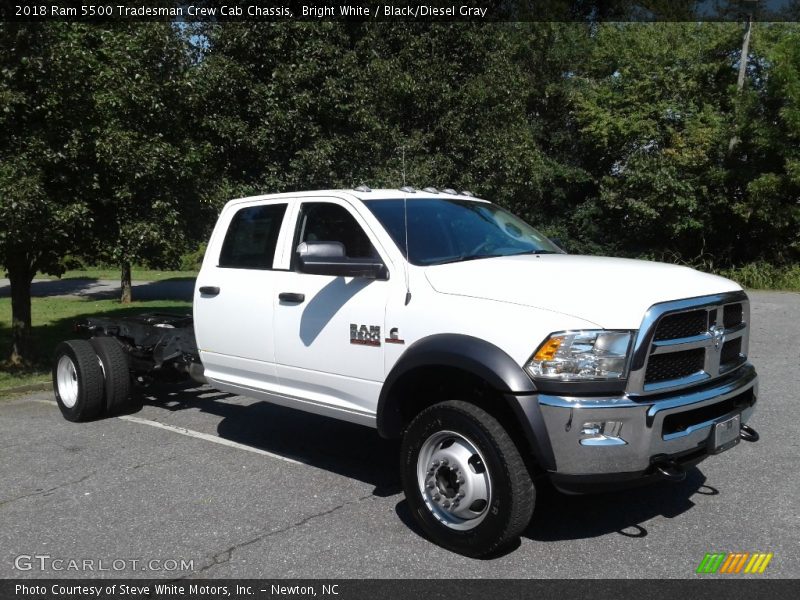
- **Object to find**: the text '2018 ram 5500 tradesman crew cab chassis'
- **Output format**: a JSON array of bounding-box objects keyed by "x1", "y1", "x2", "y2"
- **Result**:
[{"x1": 53, "y1": 188, "x2": 760, "y2": 556}]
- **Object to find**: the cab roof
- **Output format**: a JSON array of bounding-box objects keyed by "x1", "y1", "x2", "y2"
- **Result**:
[{"x1": 230, "y1": 188, "x2": 489, "y2": 205}]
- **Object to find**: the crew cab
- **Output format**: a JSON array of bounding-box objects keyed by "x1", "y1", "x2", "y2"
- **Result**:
[{"x1": 52, "y1": 187, "x2": 759, "y2": 556}]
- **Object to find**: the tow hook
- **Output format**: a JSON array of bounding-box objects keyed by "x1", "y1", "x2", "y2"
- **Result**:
[
  {"x1": 740, "y1": 424, "x2": 760, "y2": 442},
  {"x1": 650, "y1": 455, "x2": 687, "y2": 483}
]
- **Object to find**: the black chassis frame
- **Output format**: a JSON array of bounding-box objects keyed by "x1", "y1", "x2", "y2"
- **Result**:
[{"x1": 76, "y1": 313, "x2": 200, "y2": 382}]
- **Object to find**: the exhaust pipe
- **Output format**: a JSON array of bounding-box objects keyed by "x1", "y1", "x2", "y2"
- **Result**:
[{"x1": 740, "y1": 424, "x2": 759, "y2": 442}]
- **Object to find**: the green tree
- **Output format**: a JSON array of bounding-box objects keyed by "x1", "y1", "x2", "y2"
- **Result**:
[
  {"x1": 725, "y1": 23, "x2": 800, "y2": 265},
  {"x1": 194, "y1": 22, "x2": 586, "y2": 239},
  {"x1": 85, "y1": 23, "x2": 207, "y2": 302},
  {"x1": 0, "y1": 23, "x2": 97, "y2": 364},
  {"x1": 569, "y1": 23, "x2": 744, "y2": 260}
]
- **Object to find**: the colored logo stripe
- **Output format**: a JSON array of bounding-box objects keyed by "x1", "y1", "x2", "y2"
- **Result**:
[
  {"x1": 745, "y1": 553, "x2": 773, "y2": 573},
  {"x1": 697, "y1": 552, "x2": 773, "y2": 574},
  {"x1": 719, "y1": 553, "x2": 747, "y2": 573},
  {"x1": 697, "y1": 553, "x2": 726, "y2": 573}
]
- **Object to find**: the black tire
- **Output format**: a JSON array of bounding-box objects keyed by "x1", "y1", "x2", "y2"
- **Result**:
[
  {"x1": 90, "y1": 336, "x2": 132, "y2": 416},
  {"x1": 52, "y1": 340, "x2": 104, "y2": 422},
  {"x1": 401, "y1": 400, "x2": 535, "y2": 557}
]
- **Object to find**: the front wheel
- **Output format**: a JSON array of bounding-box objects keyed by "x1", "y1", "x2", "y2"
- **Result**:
[{"x1": 401, "y1": 400, "x2": 535, "y2": 557}]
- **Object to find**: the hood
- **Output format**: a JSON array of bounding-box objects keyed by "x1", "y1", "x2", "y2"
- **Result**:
[{"x1": 424, "y1": 254, "x2": 741, "y2": 329}]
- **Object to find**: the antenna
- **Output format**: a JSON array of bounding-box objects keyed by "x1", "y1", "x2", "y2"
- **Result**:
[
  {"x1": 396, "y1": 143, "x2": 411, "y2": 304},
  {"x1": 403, "y1": 189, "x2": 412, "y2": 305}
]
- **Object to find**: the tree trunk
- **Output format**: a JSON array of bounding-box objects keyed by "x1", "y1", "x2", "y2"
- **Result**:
[
  {"x1": 120, "y1": 260, "x2": 132, "y2": 304},
  {"x1": 8, "y1": 266, "x2": 35, "y2": 366}
]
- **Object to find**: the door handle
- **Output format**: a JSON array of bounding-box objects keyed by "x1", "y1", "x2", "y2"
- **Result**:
[
  {"x1": 199, "y1": 286, "x2": 220, "y2": 296},
  {"x1": 279, "y1": 292, "x2": 305, "y2": 303}
]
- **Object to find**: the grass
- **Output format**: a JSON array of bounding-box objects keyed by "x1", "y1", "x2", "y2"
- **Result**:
[
  {"x1": 716, "y1": 263, "x2": 800, "y2": 292},
  {"x1": 0, "y1": 296, "x2": 192, "y2": 393},
  {"x1": 34, "y1": 267, "x2": 198, "y2": 281}
]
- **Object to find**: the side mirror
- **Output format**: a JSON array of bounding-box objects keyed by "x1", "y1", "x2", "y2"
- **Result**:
[{"x1": 296, "y1": 241, "x2": 388, "y2": 279}]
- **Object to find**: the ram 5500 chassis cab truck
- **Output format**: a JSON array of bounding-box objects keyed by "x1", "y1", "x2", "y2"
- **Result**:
[{"x1": 53, "y1": 188, "x2": 760, "y2": 556}]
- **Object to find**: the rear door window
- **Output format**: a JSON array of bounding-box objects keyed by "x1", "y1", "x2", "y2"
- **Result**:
[{"x1": 218, "y1": 203, "x2": 288, "y2": 269}]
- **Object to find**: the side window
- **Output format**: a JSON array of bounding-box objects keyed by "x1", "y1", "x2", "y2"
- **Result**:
[
  {"x1": 296, "y1": 203, "x2": 377, "y2": 259},
  {"x1": 218, "y1": 203, "x2": 287, "y2": 269}
]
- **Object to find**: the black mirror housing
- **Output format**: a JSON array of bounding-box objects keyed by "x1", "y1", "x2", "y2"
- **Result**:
[
  {"x1": 296, "y1": 241, "x2": 388, "y2": 279},
  {"x1": 296, "y1": 241, "x2": 346, "y2": 259}
]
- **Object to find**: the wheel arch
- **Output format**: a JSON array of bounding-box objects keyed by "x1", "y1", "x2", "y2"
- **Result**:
[{"x1": 377, "y1": 334, "x2": 555, "y2": 471}]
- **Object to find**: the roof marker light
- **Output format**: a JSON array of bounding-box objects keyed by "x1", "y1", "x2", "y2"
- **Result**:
[
  {"x1": 460, "y1": 190, "x2": 475, "y2": 197},
  {"x1": 354, "y1": 185, "x2": 372, "y2": 192},
  {"x1": 422, "y1": 187, "x2": 439, "y2": 194},
  {"x1": 400, "y1": 186, "x2": 416, "y2": 193},
  {"x1": 441, "y1": 188, "x2": 457, "y2": 195}
]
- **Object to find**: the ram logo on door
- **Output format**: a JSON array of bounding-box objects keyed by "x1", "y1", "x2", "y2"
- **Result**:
[{"x1": 350, "y1": 324, "x2": 381, "y2": 347}]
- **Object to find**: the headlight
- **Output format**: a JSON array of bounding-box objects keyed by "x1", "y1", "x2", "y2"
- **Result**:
[{"x1": 525, "y1": 330, "x2": 632, "y2": 381}]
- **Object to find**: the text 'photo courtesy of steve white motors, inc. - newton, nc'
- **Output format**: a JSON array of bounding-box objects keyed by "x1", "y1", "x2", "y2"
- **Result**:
[
  {"x1": 12, "y1": 3, "x2": 490, "y2": 19},
  {"x1": 13, "y1": 583, "x2": 338, "y2": 598}
]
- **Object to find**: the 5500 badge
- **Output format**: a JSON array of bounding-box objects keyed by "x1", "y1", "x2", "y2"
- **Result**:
[{"x1": 350, "y1": 323, "x2": 381, "y2": 347}]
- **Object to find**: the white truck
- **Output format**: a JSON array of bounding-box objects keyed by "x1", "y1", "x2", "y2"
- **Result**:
[{"x1": 52, "y1": 187, "x2": 760, "y2": 556}]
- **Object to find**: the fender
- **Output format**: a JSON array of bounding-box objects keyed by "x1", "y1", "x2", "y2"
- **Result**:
[{"x1": 377, "y1": 334, "x2": 556, "y2": 471}]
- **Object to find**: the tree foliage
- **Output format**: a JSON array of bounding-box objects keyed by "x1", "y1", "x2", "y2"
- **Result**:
[
  {"x1": 0, "y1": 23, "x2": 98, "y2": 363},
  {"x1": 85, "y1": 23, "x2": 209, "y2": 302}
]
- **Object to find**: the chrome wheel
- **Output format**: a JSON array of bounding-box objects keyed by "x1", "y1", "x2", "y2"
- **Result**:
[
  {"x1": 416, "y1": 430, "x2": 492, "y2": 531},
  {"x1": 56, "y1": 355, "x2": 79, "y2": 408}
]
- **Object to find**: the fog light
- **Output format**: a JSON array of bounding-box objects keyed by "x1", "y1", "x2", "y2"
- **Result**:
[
  {"x1": 581, "y1": 422, "x2": 603, "y2": 435},
  {"x1": 579, "y1": 420, "x2": 625, "y2": 445}
]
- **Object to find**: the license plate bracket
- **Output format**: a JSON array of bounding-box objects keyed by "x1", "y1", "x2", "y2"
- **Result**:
[{"x1": 709, "y1": 413, "x2": 741, "y2": 454}]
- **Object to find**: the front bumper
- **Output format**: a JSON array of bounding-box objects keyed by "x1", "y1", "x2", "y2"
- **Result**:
[{"x1": 536, "y1": 364, "x2": 758, "y2": 493}]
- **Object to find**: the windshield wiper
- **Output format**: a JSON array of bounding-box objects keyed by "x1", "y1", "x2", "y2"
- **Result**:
[
  {"x1": 427, "y1": 254, "x2": 495, "y2": 265},
  {"x1": 507, "y1": 249, "x2": 559, "y2": 256}
]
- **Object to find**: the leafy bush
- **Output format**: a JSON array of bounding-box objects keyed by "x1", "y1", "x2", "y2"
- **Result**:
[{"x1": 179, "y1": 244, "x2": 208, "y2": 271}]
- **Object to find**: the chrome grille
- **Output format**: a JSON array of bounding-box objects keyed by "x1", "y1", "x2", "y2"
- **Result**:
[
  {"x1": 720, "y1": 338, "x2": 743, "y2": 368},
  {"x1": 627, "y1": 291, "x2": 750, "y2": 395},
  {"x1": 645, "y1": 349, "x2": 705, "y2": 383},
  {"x1": 723, "y1": 303, "x2": 743, "y2": 328},
  {"x1": 652, "y1": 310, "x2": 708, "y2": 341}
]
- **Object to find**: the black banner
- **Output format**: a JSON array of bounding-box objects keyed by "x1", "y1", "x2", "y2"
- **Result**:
[
  {"x1": 1, "y1": 580, "x2": 799, "y2": 600},
  {"x1": 1, "y1": 0, "x2": 799, "y2": 22}
]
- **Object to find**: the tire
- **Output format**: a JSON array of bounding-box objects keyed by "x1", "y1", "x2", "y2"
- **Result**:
[
  {"x1": 401, "y1": 400, "x2": 535, "y2": 557},
  {"x1": 52, "y1": 340, "x2": 104, "y2": 422},
  {"x1": 90, "y1": 337, "x2": 132, "y2": 416}
]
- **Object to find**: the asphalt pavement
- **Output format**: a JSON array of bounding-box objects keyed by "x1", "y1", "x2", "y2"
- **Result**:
[{"x1": 1, "y1": 290, "x2": 798, "y2": 579}]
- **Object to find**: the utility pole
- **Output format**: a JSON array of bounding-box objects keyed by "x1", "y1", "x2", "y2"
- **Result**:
[{"x1": 729, "y1": 2, "x2": 757, "y2": 153}]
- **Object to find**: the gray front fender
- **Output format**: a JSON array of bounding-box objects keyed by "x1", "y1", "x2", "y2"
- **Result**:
[{"x1": 377, "y1": 334, "x2": 555, "y2": 471}]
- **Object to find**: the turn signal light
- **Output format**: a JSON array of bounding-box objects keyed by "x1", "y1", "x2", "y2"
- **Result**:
[{"x1": 533, "y1": 337, "x2": 562, "y2": 361}]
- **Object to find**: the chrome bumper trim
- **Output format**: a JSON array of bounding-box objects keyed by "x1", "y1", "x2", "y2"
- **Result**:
[{"x1": 538, "y1": 364, "x2": 757, "y2": 476}]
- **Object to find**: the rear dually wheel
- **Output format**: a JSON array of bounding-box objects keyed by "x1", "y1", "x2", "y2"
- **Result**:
[
  {"x1": 90, "y1": 336, "x2": 132, "y2": 416},
  {"x1": 53, "y1": 340, "x2": 104, "y2": 422}
]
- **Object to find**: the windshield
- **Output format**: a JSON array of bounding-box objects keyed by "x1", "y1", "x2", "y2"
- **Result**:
[{"x1": 364, "y1": 198, "x2": 563, "y2": 266}]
